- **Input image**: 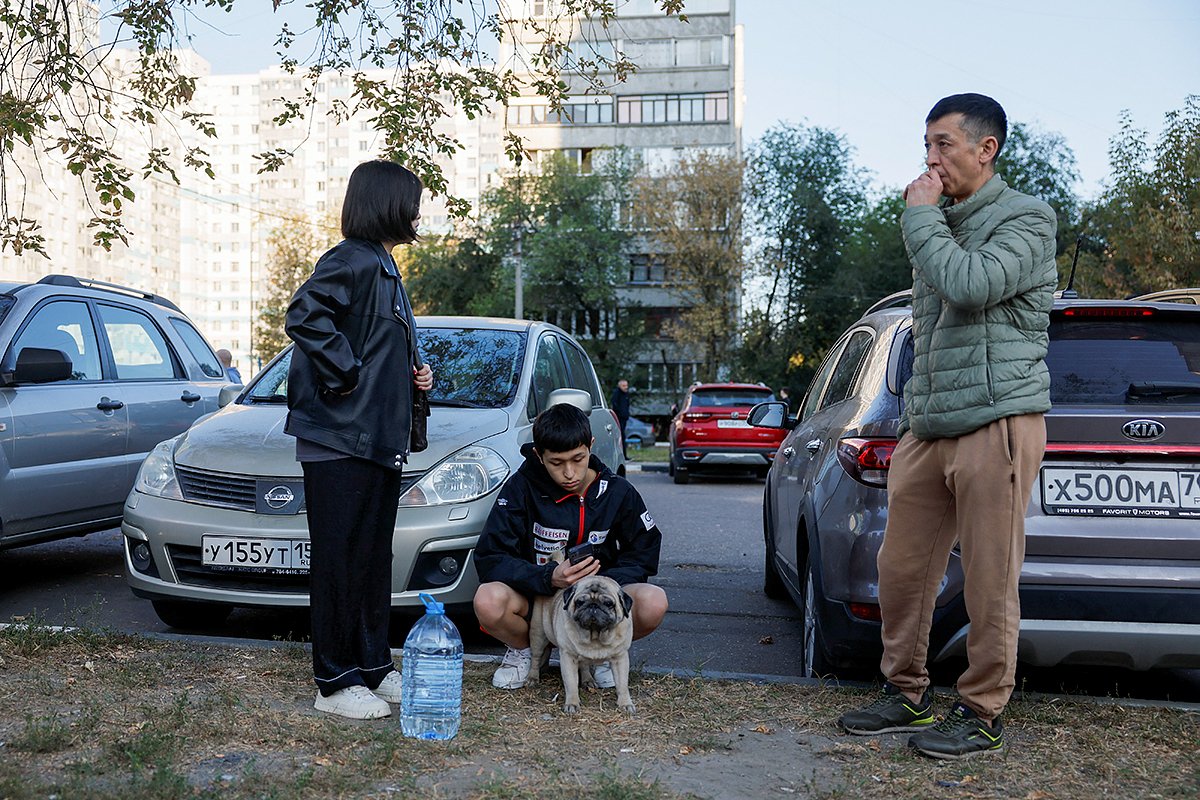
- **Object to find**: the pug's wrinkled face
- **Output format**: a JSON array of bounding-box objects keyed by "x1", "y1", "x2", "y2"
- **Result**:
[{"x1": 568, "y1": 578, "x2": 621, "y2": 633}]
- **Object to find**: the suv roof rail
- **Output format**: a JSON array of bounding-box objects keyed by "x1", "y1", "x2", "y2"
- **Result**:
[
  {"x1": 863, "y1": 290, "x2": 913, "y2": 316},
  {"x1": 36, "y1": 274, "x2": 182, "y2": 312},
  {"x1": 1128, "y1": 288, "x2": 1200, "y2": 305}
]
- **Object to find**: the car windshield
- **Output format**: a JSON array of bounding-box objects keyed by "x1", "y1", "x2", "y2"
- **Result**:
[
  {"x1": 243, "y1": 327, "x2": 528, "y2": 410},
  {"x1": 0, "y1": 294, "x2": 14, "y2": 326},
  {"x1": 690, "y1": 389, "x2": 774, "y2": 407},
  {"x1": 1047, "y1": 315, "x2": 1200, "y2": 405}
]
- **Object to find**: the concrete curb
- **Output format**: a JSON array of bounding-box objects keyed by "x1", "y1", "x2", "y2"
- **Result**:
[{"x1": 624, "y1": 462, "x2": 668, "y2": 473}]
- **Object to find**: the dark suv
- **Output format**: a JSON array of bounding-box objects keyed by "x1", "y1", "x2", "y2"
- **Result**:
[
  {"x1": 750, "y1": 289, "x2": 1200, "y2": 677},
  {"x1": 1, "y1": 275, "x2": 232, "y2": 549}
]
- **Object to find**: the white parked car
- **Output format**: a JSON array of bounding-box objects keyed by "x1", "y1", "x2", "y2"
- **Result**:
[{"x1": 122, "y1": 317, "x2": 625, "y2": 629}]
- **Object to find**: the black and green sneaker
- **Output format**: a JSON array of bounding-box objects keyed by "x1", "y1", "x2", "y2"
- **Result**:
[
  {"x1": 839, "y1": 683, "x2": 935, "y2": 735},
  {"x1": 908, "y1": 702, "x2": 1004, "y2": 760}
]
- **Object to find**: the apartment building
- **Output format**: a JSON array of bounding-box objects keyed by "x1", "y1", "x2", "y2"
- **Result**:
[{"x1": 499, "y1": 0, "x2": 744, "y2": 417}]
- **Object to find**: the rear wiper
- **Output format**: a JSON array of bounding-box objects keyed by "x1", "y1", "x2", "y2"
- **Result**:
[
  {"x1": 428, "y1": 397, "x2": 484, "y2": 408},
  {"x1": 1126, "y1": 381, "x2": 1200, "y2": 400}
]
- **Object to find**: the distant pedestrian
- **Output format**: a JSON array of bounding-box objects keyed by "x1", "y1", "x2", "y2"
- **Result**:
[
  {"x1": 838, "y1": 93, "x2": 1057, "y2": 759},
  {"x1": 778, "y1": 386, "x2": 792, "y2": 415},
  {"x1": 216, "y1": 349, "x2": 242, "y2": 384},
  {"x1": 610, "y1": 378, "x2": 631, "y2": 456},
  {"x1": 285, "y1": 159, "x2": 434, "y2": 720}
]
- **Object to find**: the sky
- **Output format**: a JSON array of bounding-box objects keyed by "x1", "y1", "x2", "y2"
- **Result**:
[{"x1": 163, "y1": 0, "x2": 1199, "y2": 200}]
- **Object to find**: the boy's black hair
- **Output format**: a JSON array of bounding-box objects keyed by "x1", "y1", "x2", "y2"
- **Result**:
[
  {"x1": 341, "y1": 160, "x2": 423, "y2": 244},
  {"x1": 926, "y1": 93, "x2": 1007, "y2": 164},
  {"x1": 533, "y1": 403, "x2": 593, "y2": 454}
]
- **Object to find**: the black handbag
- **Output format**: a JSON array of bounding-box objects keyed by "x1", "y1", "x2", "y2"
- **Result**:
[{"x1": 411, "y1": 371, "x2": 431, "y2": 454}]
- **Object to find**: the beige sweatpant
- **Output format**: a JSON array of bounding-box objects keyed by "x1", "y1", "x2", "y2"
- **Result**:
[{"x1": 877, "y1": 412, "x2": 1045, "y2": 721}]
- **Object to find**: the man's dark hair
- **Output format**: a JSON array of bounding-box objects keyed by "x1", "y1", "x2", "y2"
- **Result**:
[
  {"x1": 926, "y1": 93, "x2": 1007, "y2": 163},
  {"x1": 341, "y1": 160, "x2": 423, "y2": 244},
  {"x1": 533, "y1": 403, "x2": 593, "y2": 454}
]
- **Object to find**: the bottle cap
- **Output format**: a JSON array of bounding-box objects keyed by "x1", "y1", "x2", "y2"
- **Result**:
[{"x1": 419, "y1": 592, "x2": 445, "y2": 615}]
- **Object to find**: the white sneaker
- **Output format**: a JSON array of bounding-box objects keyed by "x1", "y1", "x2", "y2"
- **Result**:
[
  {"x1": 591, "y1": 662, "x2": 616, "y2": 689},
  {"x1": 492, "y1": 646, "x2": 531, "y2": 689},
  {"x1": 314, "y1": 685, "x2": 391, "y2": 719},
  {"x1": 372, "y1": 671, "x2": 403, "y2": 704}
]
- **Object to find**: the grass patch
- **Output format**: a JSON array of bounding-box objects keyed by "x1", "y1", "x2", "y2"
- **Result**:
[{"x1": 1, "y1": 626, "x2": 1196, "y2": 799}]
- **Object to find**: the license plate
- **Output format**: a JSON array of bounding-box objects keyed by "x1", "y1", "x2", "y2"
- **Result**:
[
  {"x1": 1041, "y1": 467, "x2": 1200, "y2": 518},
  {"x1": 717, "y1": 419, "x2": 750, "y2": 429},
  {"x1": 201, "y1": 536, "x2": 311, "y2": 572}
]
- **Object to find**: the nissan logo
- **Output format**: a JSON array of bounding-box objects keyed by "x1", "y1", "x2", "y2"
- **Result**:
[
  {"x1": 264, "y1": 485, "x2": 295, "y2": 509},
  {"x1": 1122, "y1": 419, "x2": 1165, "y2": 442}
]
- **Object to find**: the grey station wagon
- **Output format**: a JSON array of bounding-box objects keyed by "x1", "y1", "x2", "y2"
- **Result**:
[
  {"x1": 751, "y1": 289, "x2": 1200, "y2": 678},
  {"x1": 0, "y1": 275, "x2": 231, "y2": 550},
  {"x1": 122, "y1": 317, "x2": 624, "y2": 629}
]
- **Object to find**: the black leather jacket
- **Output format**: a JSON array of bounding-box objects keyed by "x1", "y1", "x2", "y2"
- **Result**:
[{"x1": 284, "y1": 238, "x2": 419, "y2": 470}]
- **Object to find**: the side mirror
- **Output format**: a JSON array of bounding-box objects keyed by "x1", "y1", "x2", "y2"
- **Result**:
[
  {"x1": 748, "y1": 401, "x2": 793, "y2": 430},
  {"x1": 218, "y1": 384, "x2": 243, "y2": 408},
  {"x1": 547, "y1": 387, "x2": 593, "y2": 414},
  {"x1": 9, "y1": 347, "x2": 73, "y2": 384}
]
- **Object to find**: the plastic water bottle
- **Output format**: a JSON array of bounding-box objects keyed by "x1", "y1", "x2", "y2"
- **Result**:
[{"x1": 400, "y1": 593, "x2": 462, "y2": 740}]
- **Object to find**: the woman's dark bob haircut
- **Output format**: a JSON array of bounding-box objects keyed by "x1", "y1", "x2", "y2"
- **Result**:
[{"x1": 341, "y1": 160, "x2": 423, "y2": 244}]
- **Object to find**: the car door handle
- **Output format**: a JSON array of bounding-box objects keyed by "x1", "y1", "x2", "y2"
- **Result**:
[
  {"x1": 180, "y1": 391, "x2": 202, "y2": 403},
  {"x1": 96, "y1": 398, "x2": 124, "y2": 412},
  {"x1": 782, "y1": 446, "x2": 795, "y2": 460},
  {"x1": 605, "y1": 423, "x2": 614, "y2": 431},
  {"x1": 805, "y1": 439, "x2": 821, "y2": 454}
]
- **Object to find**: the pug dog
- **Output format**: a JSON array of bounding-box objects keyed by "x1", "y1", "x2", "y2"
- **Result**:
[{"x1": 528, "y1": 573, "x2": 636, "y2": 714}]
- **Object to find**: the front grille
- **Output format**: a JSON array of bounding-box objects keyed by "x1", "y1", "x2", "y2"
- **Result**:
[
  {"x1": 167, "y1": 545, "x2": 311, "y2": 594},
  {"x1": 177, "y1": 465, "x2": 259, "y2": 510}
]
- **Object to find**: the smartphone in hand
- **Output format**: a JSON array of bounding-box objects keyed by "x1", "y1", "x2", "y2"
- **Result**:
[{"x1": 567, "y1": 542, "x2": 594, "y2": 565}]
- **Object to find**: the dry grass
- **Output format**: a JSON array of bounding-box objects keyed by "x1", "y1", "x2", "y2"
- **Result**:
[{"x1": 0, "y1": 625, "x2": 1196, "y2": 799}]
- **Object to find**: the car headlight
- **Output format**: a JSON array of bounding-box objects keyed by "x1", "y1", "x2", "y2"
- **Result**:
[
  {"x1": 134, "y1": 439, "x2": 183, "y2": 499},
  {"x1": 398, "y1": 445, "x2": 509, "y2": 507}
]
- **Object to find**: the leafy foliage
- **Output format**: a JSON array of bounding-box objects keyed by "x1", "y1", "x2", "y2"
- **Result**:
[
  {"x1": 996, "y1": 122, "x2": 1082, "y2": 256},
  {"x1": 1076, "y1": 95, "x2": 1200, "y2": 297},
  {"x1": 0, "y1": 0, "x2": 685, "y2": 255},
  {"x1": 252, "y1": 212, "x2": 338, "y2": 364},
  {"x1": 398, "y1": 235, "x2": 510, "y2": 318},
  {"x1": 634, "y1": 151, "x2": 745, "y2": 382}
]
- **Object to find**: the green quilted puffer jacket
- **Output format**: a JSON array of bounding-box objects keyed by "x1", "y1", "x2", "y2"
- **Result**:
[{"x1": 899, "y1": 174, "x2": 1058, "y2": 440}]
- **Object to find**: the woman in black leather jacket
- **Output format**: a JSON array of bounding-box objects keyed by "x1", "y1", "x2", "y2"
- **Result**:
[{"x1": 285, "y1": 160, "x2": 433, "y2": 720}]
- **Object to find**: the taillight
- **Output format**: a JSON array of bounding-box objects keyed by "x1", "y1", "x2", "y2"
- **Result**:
[
  {"x1": 1062, "y1": 307, "x2": 1154, "y2": 318},
  {"x1": 837, "y1": 437, "x2": 896, "y2": 488},
  {"x1": 683, "y1": 412, "x2": 712, "y2": 422},
  {"x1": 849, "y1": 603, "x2": 882, "y2": 621}
]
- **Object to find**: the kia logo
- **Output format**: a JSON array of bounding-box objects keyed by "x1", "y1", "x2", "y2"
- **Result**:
[
  {"x1": 264, "y1": 485, "x2": 295, "y2": 509},
  {"x1": 1122, "y1": 419, "x2": 1165, "y2": 441}
]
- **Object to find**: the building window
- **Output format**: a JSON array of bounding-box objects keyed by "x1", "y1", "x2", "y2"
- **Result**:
[
  {"x1": 617, "y1": 92, "x2": 729, "y2": 125},
  {"x1": 628, "y1": 254, "x2": 666, "y2": 284},
  {"x1": 675, "y1": 36, "x2": 727, "y2": 67},
  {"x1": 506, "y1": 99, "x2": 613, "y2": 126}
]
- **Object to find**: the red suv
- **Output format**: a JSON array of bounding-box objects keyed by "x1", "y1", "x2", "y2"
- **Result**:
[{"x1": 668, "y1": 382, "x2": 786, "y2": 484}]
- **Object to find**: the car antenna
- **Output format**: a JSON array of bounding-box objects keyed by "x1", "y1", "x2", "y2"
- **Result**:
[{"x1": 1061, "y1": 220, "x2": 1085, "y2": 300}]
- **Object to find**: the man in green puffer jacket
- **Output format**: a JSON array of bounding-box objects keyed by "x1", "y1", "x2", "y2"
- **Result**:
[{"x1": 839, "y1": 94, "x2": 1058, "y2": 760}]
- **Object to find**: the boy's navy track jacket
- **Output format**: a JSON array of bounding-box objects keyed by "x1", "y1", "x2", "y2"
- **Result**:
[{"x1": 474, "y1": 443, "x2": 662, "y2": 597}]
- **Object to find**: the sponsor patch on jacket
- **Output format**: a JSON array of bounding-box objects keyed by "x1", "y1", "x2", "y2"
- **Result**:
[
  {"x1": 597, "y1": 479, "x2": 608, "y2": 497},
  {"x1": 534, "y1": 537, "x2": 563, "y2": 554},
  {"x1": 497, "y1": 498, "x2": 508, "y2": 506},
  {"x1": 533, "y1": 522, "x2": 569, "y2": 542},
  {"x1": 641, "y1": 511, "x2": 655, "y2": 530},
  {"x1": 588, "y1": 530, "x2": 609, "y2": 545},
  {"x1": 536, "y1": 553, "x2": 554, "y2": 566}
]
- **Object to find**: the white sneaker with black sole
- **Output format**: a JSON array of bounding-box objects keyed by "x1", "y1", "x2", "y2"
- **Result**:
[
  {"x1": 492, "y1": 646, "x2": 531, "y2": 689},
  {"x1": 314, "y1": 685, "x2": 391, "y2": 719}
]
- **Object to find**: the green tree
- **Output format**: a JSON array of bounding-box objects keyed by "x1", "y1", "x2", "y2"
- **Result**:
[
  {"x1": 252, "y1": 213, "x2": 337, "y2": 363},
  {"x1": 0, "y1": 0, "x2": 684, "y2": 255},
  {"x1": 996, "y1": 122, "x2": 1082, "y2": 257},
  {"x1": 397, "y1": 235, "x2": 509, "y2": 317},
  {"x1": 634, "y1": 151, "x2": 745, "y2": 381},
  {"x1": 1078, "y1": 96, "x2": 1200, "y2": 297},
  {"x1": 739, "y1": 122, "x2": 869, "y2": 393}
]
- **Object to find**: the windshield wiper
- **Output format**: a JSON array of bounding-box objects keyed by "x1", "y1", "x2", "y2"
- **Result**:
[
  {"x1": 428, "y1": 397, "x2": 485, "y2": 408},
  {"x1": 246, "y1": 395, "x2": 288, "y2": 404},
  {"x1": 1125, "y1": 381, "x2": 1200, "y2": 400}
]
